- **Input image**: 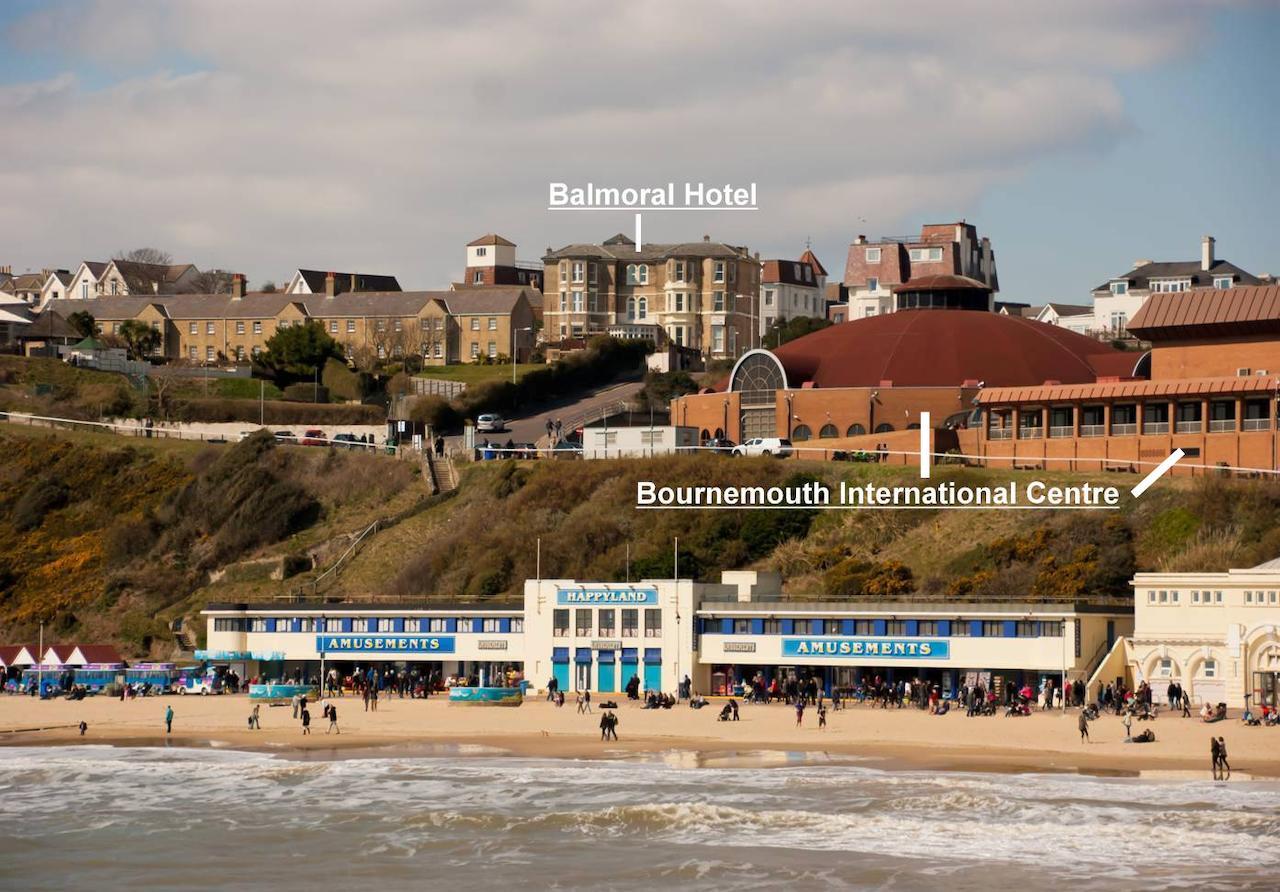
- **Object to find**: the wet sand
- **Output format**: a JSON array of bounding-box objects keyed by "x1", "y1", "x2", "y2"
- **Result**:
[{"x1": 2, "y1": 693, "x2": 1275, "y2": 778}]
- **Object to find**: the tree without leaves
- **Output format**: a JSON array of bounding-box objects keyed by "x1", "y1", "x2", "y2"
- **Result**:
[
  {"x1": 186, "y1": 269, "x2": 235, "y2": 295},
  {"x1": 259, "y1": 281, "x2": 278, "y2": 293},
  {"x1": 113, "y1": 248, "x2": 174, "y2": 294}
]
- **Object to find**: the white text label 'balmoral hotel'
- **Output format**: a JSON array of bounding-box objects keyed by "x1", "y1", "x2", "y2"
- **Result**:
[{"x1": 548, "y1": 182, "x2": 758, "y2": 210}]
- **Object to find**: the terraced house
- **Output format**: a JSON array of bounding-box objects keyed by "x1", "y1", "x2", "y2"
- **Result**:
[
  {"x1": 543, "y1": 234, "x2": 760, "y2": 359},
  {"x1": 42, "y1": 274, "x2": 535, "y2": 366}
]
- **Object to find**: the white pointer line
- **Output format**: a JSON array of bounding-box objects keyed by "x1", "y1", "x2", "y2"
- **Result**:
[
  {"x1": 1130, "y1": 448, "x2": 1185, "y2": 498},
  {"x1": 546, "y1": 206, "x2": 760, "y2": 211},
  {"x1": 919, "y1": 411, "x2": 931, "y2": 480},
  {"x1": 635, "y1": 212, "x2": 642, "y2": 251}
]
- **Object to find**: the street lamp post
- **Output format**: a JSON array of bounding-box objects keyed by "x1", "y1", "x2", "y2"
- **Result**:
[
  {"x1": 37, "y1": 619, "x2": 44, "y2": 697},
  {"x1": 512, "y1": 326, "x2": 532, "y2": 385}
]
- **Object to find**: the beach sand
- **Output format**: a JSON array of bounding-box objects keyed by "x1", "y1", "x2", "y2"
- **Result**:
[{"x1": 2, "y1": 693, "x2": 1275, "y2": 778}]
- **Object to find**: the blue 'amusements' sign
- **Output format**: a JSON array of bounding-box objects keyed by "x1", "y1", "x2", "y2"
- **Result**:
[
  {"x1": 781, "y1": 638, "x2": 950, "y2": 660},
  {"x1": 315, "y1": 635, "x2": 456, "y2": 654},
  {"x1": 556, "y1": 586, "x2": 659, "y2": 605}
]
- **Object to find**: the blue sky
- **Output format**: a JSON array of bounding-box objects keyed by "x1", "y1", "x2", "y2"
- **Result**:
[{"x1": 0, "y1": 1, "x2": 1275, "y2": 301}]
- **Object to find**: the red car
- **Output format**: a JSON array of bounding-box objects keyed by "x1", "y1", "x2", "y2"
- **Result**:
[{"x1": 301, "y1": 429, "x2": 327, "y2": 446}]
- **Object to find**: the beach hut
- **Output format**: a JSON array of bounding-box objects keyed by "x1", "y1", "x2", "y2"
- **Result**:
[
  {"x1": 64, "y1": 645, "x2": 123, "y2": 667},
  {"x1": 0, "y1": 645, "x2": 39, "y2": 669},
  {"x1": 41, "y1": 645, "x2": 78, "y2": 667}
]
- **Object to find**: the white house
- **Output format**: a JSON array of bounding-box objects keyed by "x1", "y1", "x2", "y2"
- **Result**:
[
  {"x1": 760, "y1": 250, "x2": 826, "y2": 338},
  {"x1": 63, "y1": 261, "x2": 111, "y2": 303},
  {"x1": 38, "y1": 270, "x2": 73, "y2": 307},
  {"x1": 1089, "y1": 236, "x2": 1263, "y2": 338}
]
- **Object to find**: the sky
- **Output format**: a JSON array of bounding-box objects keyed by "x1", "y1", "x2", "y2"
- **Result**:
[{"x1": 1, "y1": 0, "x2": 1276, "y2": 303}]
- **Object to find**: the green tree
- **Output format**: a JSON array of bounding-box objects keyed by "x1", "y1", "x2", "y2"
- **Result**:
[
  {"x1": 762, "y1": 316, "x2": 832, "y2": 348},
  {"x1": 254, "y1": 322, "x2": 344, "y2": 384},
  {"x1": 117, "y1": 319, "x2": 161, "y2": 360},
  {"x1": 66, "y1": 310, "x2": 98, "y2": 340}
]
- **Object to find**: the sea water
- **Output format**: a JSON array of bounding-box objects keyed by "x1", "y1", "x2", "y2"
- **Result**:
[{"x1": 0, "y1": 746, "x2": 1276, "y2": 891}]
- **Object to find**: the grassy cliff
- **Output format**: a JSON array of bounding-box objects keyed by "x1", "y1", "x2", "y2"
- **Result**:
[{"x1": 3, "y1": 424, "x2": 1280, "y2": 657}]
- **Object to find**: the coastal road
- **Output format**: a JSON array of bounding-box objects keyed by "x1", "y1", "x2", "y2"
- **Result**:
[{"x1": 503, "y1": 378, "x2": 646, "y2": 443}]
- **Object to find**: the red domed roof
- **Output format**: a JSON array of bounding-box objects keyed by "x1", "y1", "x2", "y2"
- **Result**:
[
  {"x1": 769, "y1": 310, "x2": 1134, "y2": 389},
  {"x1": 892, "y1": 274, "x2": 989, "y2": 293}
]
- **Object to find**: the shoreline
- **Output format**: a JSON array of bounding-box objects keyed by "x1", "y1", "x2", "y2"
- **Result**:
[{"x1": 3, "y1": 695, "x2": 1275, "y2": 781}]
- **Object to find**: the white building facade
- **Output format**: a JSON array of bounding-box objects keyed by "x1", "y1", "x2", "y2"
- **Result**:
[{"x1": 1119, "y1": 558, "x2": 1280, "y2": 709}]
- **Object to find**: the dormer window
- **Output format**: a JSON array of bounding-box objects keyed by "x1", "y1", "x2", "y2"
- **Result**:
[
  {"x1": 1151, "y1": 278, "x2": 1191, "y2": 293},
  {"x1": 865, "y1": 247, "x2": 881, "y2": 263},
  {"x1": 1214, "y1": 276, "x2": 1233, "y2": 289},
  {"x1": 1110, "y1": 282, "x2": 1128, "y2": 295}
]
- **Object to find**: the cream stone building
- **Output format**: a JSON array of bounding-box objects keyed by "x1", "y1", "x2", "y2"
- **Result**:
[
  {"x1": 543, "y1": 234, "x2": 760, "y2": 359},
  {"x1": 41, "y1": 276, "x2": 535, "y2": 366},
  {"x1": 1092, "y1": 558, "x2": 1280, "y2": 709}
]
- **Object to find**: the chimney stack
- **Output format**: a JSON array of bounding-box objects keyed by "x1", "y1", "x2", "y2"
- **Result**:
[
  {"x1": 350, "y1": 273, "x2": 357, "y2": 293},
  {"x1": 231, "y1": 273, "x2": 244, "y2": 300},
  {"x1": 325, "y1": 271, "x2": 336, "y2": 298},
  {"x1": 855, "y1": 235, "x2": 866, "y2": 245},
  {"x1": 1202, "y1": 235, "x2": 1215, "y2": 271},
  {"x1": 703, "y1": 234, "x2": 710, "y2": 242}
]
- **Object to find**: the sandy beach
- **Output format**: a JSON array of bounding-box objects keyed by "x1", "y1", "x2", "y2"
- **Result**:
[{"x1": 2, "y1": 692, "x2": 1275, "y2": 778}]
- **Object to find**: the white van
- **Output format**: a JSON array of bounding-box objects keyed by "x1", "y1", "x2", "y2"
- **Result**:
[{"x1": 732, "y1": 438, "x2": 793, "y2": 457}]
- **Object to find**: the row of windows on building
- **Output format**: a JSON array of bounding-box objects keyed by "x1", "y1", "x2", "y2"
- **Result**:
[
  {"x1": 1146, "y1": 589, "x2": 1279, "y2": 606},
  {"x1": 699, "y1": 617, "x2": 1066, "y2": 638},
  {"x1": 554, "y1": 292, "x2": 736, "y2": 318},
  {"x1": 559, "y1": 261, "x2": 737, "y2": 286},
  {"x1": 214, "y1": 617, "x2": 524, "y2": 633},
  {"x1": 863, "y1": 246, "x2": 944, "y2": 265},
  {"x1": 988, "y1": 399, "x2": 1274, "y2": 440},
  {"x1": 552, "y1": 608, "x2": 662, "y2": 638},
  {"x1": 792, "y1": 422, "x2": 904, "y2": 441},
  {"x1": 1108, "y1": 277, "x2": 1234, "y2": 295}
]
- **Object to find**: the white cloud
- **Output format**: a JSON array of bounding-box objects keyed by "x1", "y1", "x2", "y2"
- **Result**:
[{"x1": 0, "y1": 0, "x2": 1223, "y2": 288}]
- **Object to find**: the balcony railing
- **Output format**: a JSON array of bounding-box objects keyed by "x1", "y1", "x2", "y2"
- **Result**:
[
  {"x1": 1142, "y1": 422, "x2": 1169, "y2": 435},
  {"x1": 1049, "y1": 425, "x2": 1075, "y2": 438},
  {"x1": 1208, "y1": 419, "x2": 1237, "y2": 433},
  {"x1": 1018, "y1": 428, "x2": 1043, "y2": 440},
  {"x1": 1079, "y1": 424, "x2": 1105, "y2": 437},
  {"x1": 1174, "y1": 421, "x2": 1202, "y2": 434},
  {"x1": 987, "y1": 428, "x2": 1012, "y2": 440},
  {"x1": 1110, "y1": 423, "x2": 1137, "y2": 435},
  {"x1": 1242, "y1": 417, "x2": 1272, "y2": 431}
]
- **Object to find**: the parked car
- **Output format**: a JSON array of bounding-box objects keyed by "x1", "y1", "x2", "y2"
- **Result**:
[
  {"x1": 704, "y1": 437, "x2": 736, "y2": 454},
  {"x1": 731, "y1": 437, "x2": 793, "y2": 457},
  {"x1": 273, "y1": 430, "x2": 298, "y2": 444},
  {"x1": 302, "y1": 429, "x2": 327, "y2": 446},
  {"x1": 476, "y1": 413, "x2": 505, "y2": 433},
  {"x1": 332, "y1": 432, "x2": 366, "y2": 450},
  {"x1": 238, "y1": 429, "x2": 269, "y2": 441}
]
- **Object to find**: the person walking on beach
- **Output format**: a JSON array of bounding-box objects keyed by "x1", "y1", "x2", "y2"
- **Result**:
[
  {"x1": 795, "y1": 699, "x2": 805, "y2": 727},
  {"x1": 250, "y1": 703, "x2": 261, "y2": 730},
  {"x1": 362, "y1": 685, "x2": 370, "y2": 712},
  {"x1": 301, "y1": 706, "x2": 311, "y2": 735},
  {"x1": 292, "y1": 693, "x2": 300, "y2": 719},
  {"x1": 603, "y1": 711, "x2": 618, "y2": 741},
  {"x1": 79, "y1": 720, "x2": 87, "y2": 736},
  {"x1": 1211, "y1": 736, "x2": 1222, "y2": 779},
  {"x1": 1216, "y1": 737, "x2": 1230, "y2": 779},
  {"x1": 599, "y1": 711, "x2": 610, "y2": 741},
  {"x1": 1122, "y1": 709, "x2": 1133, "y2": 742},
  {"x1": 583, "y1": 689, "x2": 592, "y2": 714},
  {"x1": 818, "y1": 704, "x2": 827, "y2": 730},
  {"x1": 164, "y1": 705, "x2": 174, "y2": 735},
  {"x1": 370, "y1": 685, "x2": 378, "y2": 713},
  {"x1": 1078, "y1": 710, "x2": 1090, "y2": 742},
  {"x1": 327, "y1": 703, "x2": 340, "y2": 735}
]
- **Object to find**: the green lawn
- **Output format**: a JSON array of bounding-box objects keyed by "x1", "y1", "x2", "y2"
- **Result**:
[{"x1": 414, "y1": 363, "x2": 543, "y2": 385}]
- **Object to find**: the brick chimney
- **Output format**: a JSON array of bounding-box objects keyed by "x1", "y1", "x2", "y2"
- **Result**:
[
  {"x1": 350, "y1": 273, "x2": 357, "y2": 292},
  {"x1": 325, "y1": 272, "x2": 336, "y2": 298},
  {"x1": 231, "y1": 273, "x2": 244, "y2": 300},
  {"x1": 1202, "y1": 235, "x2": 1215, "y2": 271}
]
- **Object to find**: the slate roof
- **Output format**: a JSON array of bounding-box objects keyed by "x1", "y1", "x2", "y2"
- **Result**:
[
  {"x1": 545, "y1": 234, "x2": 750, "y2": 262},
  {"x1": 295, "y1": 270, "x2": 402, "y2": 294},
  {"x1": 1092, "y1": 259, "x2": 1260, "y2": 293}
]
